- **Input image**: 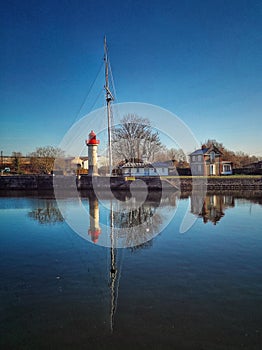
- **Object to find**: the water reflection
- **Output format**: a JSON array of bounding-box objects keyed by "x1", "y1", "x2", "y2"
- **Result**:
[
  {"x1": 191, "y1": 193, "x2": 235, "y2": 224},
  {"x1": 85, "y1": 190, "x2": 178, "y2": 247},
  {"x1": 28, "y1": 200, "x2": 64, "y2": 224},
  {"x1": 26, "y1": 191, "x2": 261, "y2": 233},
  {"x1": 88, "y1": 196, "x2": 101, "y2": 243},
  {"x1": 1, "y1": 190, "x2": 261, "y2": 344},
  {"x1": 111, "y1": 199, "x2": 162, "y2": 249},
  {"x1": 85, "y1": 191, "x2": 178, "y2": 331}
]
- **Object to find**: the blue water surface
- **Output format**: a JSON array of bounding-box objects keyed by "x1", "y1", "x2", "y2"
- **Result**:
[{"x1": 0, "y1": 192, "x2": 261, "y2": 349}]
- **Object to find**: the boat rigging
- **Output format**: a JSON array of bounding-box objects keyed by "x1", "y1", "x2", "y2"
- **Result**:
[{"x1": 104, "y1": 36, "x2": 114, "y2": 175}]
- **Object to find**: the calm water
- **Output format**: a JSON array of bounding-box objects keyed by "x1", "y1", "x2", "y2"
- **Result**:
[{"x1": 0, "y1": 191, "x2": 261, "y2": 349}]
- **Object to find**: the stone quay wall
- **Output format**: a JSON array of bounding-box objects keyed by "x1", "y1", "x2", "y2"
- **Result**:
[
  {"x1": 0, "y1": 175, "x2": 76, "y2": 191},
  {"x1": 167, "y1": 176, "x2": 262, "y2": 191},
  {"x1": 0, "y1": 175, "x2": 261, "y2": 191}
]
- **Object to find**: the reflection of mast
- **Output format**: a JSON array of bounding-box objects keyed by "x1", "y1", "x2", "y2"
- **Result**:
[
  {"x1": 108, "y1": 200, "x2": 121, "y2": 333},
  {"x1": 104, "y1": 36, "x2": 114, "y2": 175},
  {"x1": 104, "y1": 35, "x2": 119, "y2": 316}
]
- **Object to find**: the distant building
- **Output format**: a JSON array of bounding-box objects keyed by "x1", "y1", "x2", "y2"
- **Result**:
[
  {"x1": 234, "y1": 160, "x2": 262, "y2": 175},
  {"x1": 61, "y1": 156, "x2": 88, "y2": 174},
  {"x1": 120, "y1": 160, "x2": 173, "y2": 177},
  {"x1": 189, "y1": 144, "x2": 232, "y2": 176}
]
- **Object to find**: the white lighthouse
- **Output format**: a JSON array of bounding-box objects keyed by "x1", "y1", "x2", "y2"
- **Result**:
[{"x1": 86, "y1": 130, "x2": 100, "y2": 176}]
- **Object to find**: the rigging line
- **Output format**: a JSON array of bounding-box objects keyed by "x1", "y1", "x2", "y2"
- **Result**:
[
  {"x1": 72, "y1": 60, "x2": 104, "y2": 125},
  {"x1": 108, "y1": 61, "x2": 117, "y2": 102},
  {"x1": 108, "y1": 61, "x2": 120, "y2": 125},
  {"x1": 89, "y1": 88, "x2": 104, "y2": 112}
]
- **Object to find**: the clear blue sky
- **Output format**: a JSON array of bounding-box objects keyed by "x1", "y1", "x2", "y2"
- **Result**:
[{"x1": 1, "y1": 0, "x2": 261, "y2": 156}]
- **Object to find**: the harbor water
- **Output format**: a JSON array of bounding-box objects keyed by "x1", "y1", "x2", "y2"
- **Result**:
[{"x1": 0, "y1": 191, "x2": 261, "y2": 349}]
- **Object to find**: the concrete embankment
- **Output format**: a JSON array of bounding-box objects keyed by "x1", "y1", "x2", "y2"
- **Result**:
[
  {"x1": 0, "y1": 175, "x2": 51, "y2": 190},
  {"x1": 0, "y1": 175, "x2": 174, "y2": 191},
  {"x1": 0, "y1": 175, "x2": 75, "y2": 190},
  {"x1": 167, "y1": 176, "x2": 262, "y2": 191},
  {"x1": 0, "y1": 175, "x2": 261, "y2": 191}
]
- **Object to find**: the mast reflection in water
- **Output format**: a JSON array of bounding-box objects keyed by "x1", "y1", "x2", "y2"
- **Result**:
[
  {"x1": 84, "y1": 190, "x2": 178, "y2": 332},
  {"x1": 1, "y1": 190, "x2": 259, "y2": 348}
]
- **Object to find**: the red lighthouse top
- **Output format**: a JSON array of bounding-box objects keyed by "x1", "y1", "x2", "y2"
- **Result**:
[{"x1": 86, "y1": 130, "x2": 100, "y2": 145}]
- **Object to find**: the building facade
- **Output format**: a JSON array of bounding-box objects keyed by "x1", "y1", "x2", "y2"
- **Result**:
[{"x1": 189, "y1": 145, "x2": 232, "y2": 176}]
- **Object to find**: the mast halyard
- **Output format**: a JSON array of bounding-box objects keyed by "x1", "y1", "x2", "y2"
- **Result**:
[{"x1": 104, "y1": 36, "x2": 114, "y2": 175}]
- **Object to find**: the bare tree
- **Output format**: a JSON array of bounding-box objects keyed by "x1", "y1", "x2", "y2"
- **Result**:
[
  {"x1": 113, "y1": 201, "x2": 162, "y2": 248},
  {"x1": 28, "y1": 200, "x2": 64, "y2": 224},
  {"x1": 12, "y1": 152, "x2": 23, "y2": 173},
  {"x1": 204, "y1": 139, "x2": 260, "y2": 168},
  {"x1": 112, "y1": 114, "x2": 162, "y2": 162},
  {"x1": 29, "y1": 146, "x2": 64, "y2": 174}
]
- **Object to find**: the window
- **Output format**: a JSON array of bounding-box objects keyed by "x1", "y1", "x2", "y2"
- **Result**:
[
  {"x1": 198, "y1": 155, "x2": 202, "y2": 162},
  {"x1": 192, "y1": 155, "x2": 196, "y2": 161},
  {"x1": 136, "y1": 168, "x2": 139, "y2": 173},
  {"x1": 223, "y1": 164, "x2": 231, "y2": 172},
  {"x1": 210, "y1": 152, "x2": 215, "y2": 162},
  {"x1": 198, "y1": 164, "x2": 202, "y2": 172}
]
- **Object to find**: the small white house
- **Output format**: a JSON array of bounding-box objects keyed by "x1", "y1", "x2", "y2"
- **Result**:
[
  {"x1": 121, "y1": 161, "x2": 171, "y2": 177},
  {"x1": 151, "y1": 162, "x2": 170, "y2": 176}
]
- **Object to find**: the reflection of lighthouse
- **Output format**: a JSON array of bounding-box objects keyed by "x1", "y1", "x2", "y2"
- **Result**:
[
  {"x1": 88, "y1": 196, "x2": 101, "y2": 243},
  {"x1": 86, "y1": 130, "x2": 100, "y2": 176}
]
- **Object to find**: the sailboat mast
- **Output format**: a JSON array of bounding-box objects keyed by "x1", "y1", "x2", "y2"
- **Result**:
[
  {"x1": 104, "y1": 36, "x2": 114, "y2": 175},
  {"x1": 104, "y1": 39, "x2": 119, "y2": 331}
]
